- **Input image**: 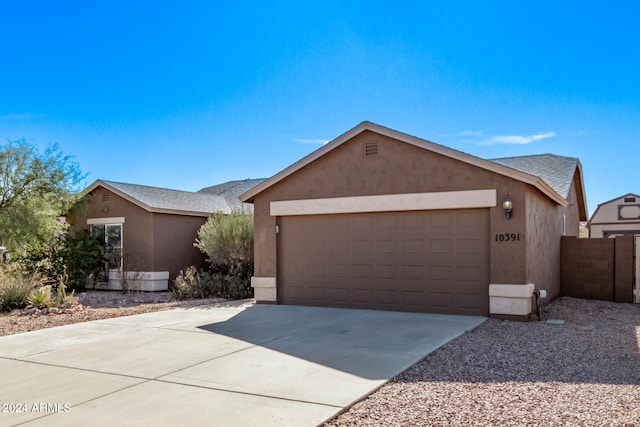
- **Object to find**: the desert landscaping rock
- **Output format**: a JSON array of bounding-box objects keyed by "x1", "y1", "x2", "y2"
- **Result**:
[
  {"x1": 0, "y1": 290, "x2": 227, "y2": 336},
  {"x1": 326, "y1": 297, "x2": 640, "y2": 426}
]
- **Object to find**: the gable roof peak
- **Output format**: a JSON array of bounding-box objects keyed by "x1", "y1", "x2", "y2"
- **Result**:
[{"x1": 240, "y1": 122, "x2": 587, "y2": 219}]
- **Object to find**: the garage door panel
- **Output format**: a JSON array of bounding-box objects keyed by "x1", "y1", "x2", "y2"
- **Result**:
[
  {"x1": 455, "y1": 265, "x2": 482, "y2": 280},
  {"x1": 401, "y1": 291, "x2": 424, "y2": 306},
  {"x1": 376, "y1": 264, "x2": 398, "y2": 279},
  {"x1": 307, "y1": 287, "x2": 326, "y2": 300},
  {"x1": 307, "y1": 264, "x2": 326, "y2": 278},
  {"x1": 352, "y1": 289, "x2": 374, "y2": 303},
  {"x1": 376, "y1": 240, "x2": 398, "y2": 254},
  {"x1": 352, "y1": 264, "x2": 373, "y2": 278},
  {"x1": 353, "y1": 240, "x2": 373, "y2": 254},
  {"x1": 402, "y1": 265, "x2": 425, "y2": 280},
  {"x1": 403, "y1": 240, "x2": 425, "y2": 254},
  {"x1": 278, "y1": 209, "x2": 489, "y2": 315},
  {"x1": 429, "y1": 292, "x2": 453, "y2": 308},
  {"x1": 430, "y1": 265, "x2": 452, "y2": 281},
  {"x1": 329, "y1": 264, "x2": 349, "y2": 278},
  {"x1": 376, "y1": 215, "x2": 399, "y2": 229},
  {"x1": 430, "y1": 212, "x2": 453, "y2": 228},
  {"x1": 329, "y1": 240, "x2": 349, "y2": 255},
  {"x1": 308, "y1": 240, "x2": 327, "y2": 256}
]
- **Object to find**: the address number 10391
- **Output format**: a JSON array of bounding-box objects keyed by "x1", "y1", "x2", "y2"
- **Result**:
[{"x1": 495, "y1": 233, "x2": 521, "y2": 242}]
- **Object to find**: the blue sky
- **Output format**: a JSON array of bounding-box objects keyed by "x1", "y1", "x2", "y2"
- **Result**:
[{"x1": 2, "y1": 1, "x2": 639, "y2": 216}]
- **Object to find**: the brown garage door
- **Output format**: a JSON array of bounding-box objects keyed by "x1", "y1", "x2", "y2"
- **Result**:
[{"x1": 278, "y1": 209, "x2": 489, "y2": 315}]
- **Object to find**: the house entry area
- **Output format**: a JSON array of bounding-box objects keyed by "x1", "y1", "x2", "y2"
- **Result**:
[{"x1": 277, "y1": 209, "x2": 490, "y2": 316}]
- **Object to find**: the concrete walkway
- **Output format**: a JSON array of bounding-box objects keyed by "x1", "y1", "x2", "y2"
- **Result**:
[{"x1": 0, "y1": 303, "x2": 485, "y2": 426}]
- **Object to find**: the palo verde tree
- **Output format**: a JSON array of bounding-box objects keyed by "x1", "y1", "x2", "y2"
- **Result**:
[{"x1": 0, "y1": 139, "x2": 85, "y2": 250}]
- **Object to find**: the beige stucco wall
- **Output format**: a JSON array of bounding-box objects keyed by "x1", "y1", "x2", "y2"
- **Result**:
[{"x1": 253, "y1": 130, "x2": 534, "y2": 286}]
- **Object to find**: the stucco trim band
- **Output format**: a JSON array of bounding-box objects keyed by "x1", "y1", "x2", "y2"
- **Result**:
[
  {"x1": 270, "y1": 189, "x2": 497, "y2": 216},
  {"x1": 251, "y1": 276, "x2": 277, "y2": 302},
  {"x1": 87, "y1": 217, "x2": 125, "y2": 225},
  {"x1": 489, "y1": 283, "x2": 535, "y2": 316}
]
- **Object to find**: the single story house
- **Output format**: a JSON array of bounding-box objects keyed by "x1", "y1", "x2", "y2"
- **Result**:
[
  {"x1": 69, "y1": 179, "x2": 263, "y2": 291},
  {"x1": 587, "y1": 194, "x2": 640, "y2": 238},
  {"x1": 240, "y1": 121, "x2": 588, "y2": 318}
]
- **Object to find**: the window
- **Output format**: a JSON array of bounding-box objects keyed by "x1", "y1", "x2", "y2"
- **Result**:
[{"x1": 89, "y1": 224, "x2": 123, "y2": 270}]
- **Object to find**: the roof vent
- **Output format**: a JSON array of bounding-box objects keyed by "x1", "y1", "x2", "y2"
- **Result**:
[
  {"x1": 364, "y1": 141, "x2": 378, "y2": 157},
  {"x1": 624, "y1": 197, "x2": 636, "y2": 203},
  {"x1": 103, "y1": 193, "x2": 110, "y2": 202}
]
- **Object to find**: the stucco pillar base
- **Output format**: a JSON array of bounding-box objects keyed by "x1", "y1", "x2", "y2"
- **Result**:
[
  {"x1": 251, "y1": 277, "x2": 277, "y2": 303},
  {"x1": 489, "y1": 283, "x2": 535, "y2": 316}
]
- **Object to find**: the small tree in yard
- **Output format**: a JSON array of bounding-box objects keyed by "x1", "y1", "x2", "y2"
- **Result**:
[
  {"x1": 187, "y1": 210, "x2": 254, "y2": 299},
  {"x1": 0, "y1": 139, "x2": 84, "y2": 250}
]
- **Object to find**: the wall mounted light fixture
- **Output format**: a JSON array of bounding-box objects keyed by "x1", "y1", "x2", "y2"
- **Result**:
[{"x1": 503, "y1": 194, "x2": 513, "y2": 219}]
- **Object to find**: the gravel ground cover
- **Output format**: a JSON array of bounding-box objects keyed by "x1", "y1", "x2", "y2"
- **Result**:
[
  {"x1": 327, "y1": 297, "x2": 640, "y2": 427},
  {"x1": 0, "y1": 290, "x2": 229, "y2": 336}
]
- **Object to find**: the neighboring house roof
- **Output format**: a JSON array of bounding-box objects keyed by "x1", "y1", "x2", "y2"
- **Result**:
[
  {"x1": 84, "y1": 180, "x2": 232, "y2": 217},
  {"x1": 198, "y1": 178, "x2": 266, "y2": 210},
  {"x1": 240, "y1": 121, "x2": 588, "y2": 219}
]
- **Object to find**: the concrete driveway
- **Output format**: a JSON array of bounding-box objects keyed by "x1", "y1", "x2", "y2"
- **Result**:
[{"x1": 0, "y1": 303, "x2": 485, "y2": 427}]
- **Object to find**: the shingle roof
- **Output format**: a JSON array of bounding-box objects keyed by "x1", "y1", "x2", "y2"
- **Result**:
[
  {"x1": 94, "y1": 180, "x2": 232, "y2": 216},
  {"x1": 489, "y1": 154, "x2": 579, "y2": 199},
  {"x1": 198, "y1": 178, "x2": 266, "y2": 210}
]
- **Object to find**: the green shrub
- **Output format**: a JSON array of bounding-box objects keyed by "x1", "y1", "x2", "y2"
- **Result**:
[
  {"x1": 173, "y1": 266, "x2": 252, "y2": 300},
  {"x1": 0, "y1": 267, "x2": 41, "y2": 311},
  {"x1": 193, "y1": 210, "x2": 254, "y2": 298},
  {"x1": 215, "y1": 273, "x2": 252, "y2": 299},
  {"x1": 195, "y1": 210, "x2": 254, "y2": 278},
  {"x1": 14, "y1": 238, "x2": 65, "y2": 283},
  {"x1": 62, "y1": 229, "x2": 104, "y2": 290},
  {"x1": 28, "y1": 285, "x2": 53, "y2": 308},
  {"x1": 14, "y1": 229, "x2": 104, "y2": 291}
]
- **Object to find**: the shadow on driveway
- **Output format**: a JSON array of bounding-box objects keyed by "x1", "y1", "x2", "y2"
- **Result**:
[{"x1": 196, "y1": 304, "x2": 486, "y2": 380}]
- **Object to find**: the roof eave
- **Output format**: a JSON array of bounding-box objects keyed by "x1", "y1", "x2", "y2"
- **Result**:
[{"x1": 147, "y1": 208, "x2": 218, "y2": 217}]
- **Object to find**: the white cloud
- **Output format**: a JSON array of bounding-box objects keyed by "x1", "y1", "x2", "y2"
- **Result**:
[
  {"x1": 293, "y1": 138, "x2": 330, "y2": 145},
  {"x1": 474, "y1": 132, "x2": 556, "y2": 146},
  {"x1": 457, "y1": 130, "x2": 483, "y2": 137}
]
